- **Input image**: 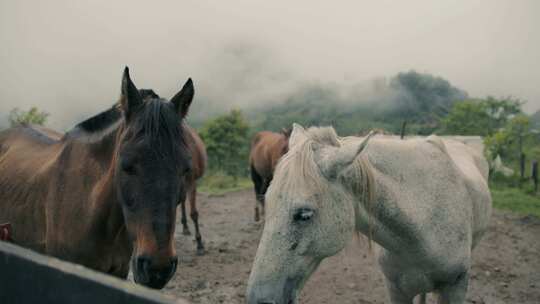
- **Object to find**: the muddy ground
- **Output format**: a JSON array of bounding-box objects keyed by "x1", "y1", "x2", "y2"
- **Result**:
[{"x1": 162, "y1": 190, "x2": 540, "y2": 304}]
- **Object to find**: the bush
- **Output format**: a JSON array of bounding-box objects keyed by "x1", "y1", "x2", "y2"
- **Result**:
[
  {"x1": 9, "y1": 107, "x2": 49, "y2": 126},
  {"x1": 200, "y1": 109, "x2": 250, "y2": 178}
]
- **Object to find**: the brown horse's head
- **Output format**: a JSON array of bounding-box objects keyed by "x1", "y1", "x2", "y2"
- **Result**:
[{"x1": 114, "y1": 67, "x2": 194, "y2": 289}]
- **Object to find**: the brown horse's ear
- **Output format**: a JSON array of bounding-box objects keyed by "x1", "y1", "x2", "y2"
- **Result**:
[
  {"x1": 289, "y1": 123, "x2": 308, "y2": 147},
  {"x1": 170, "y1": 78, "x2": 194, "y2": 118},
  {"x1": 281, "y1": 127, "x2": 293, "y2": 138},
  {"x1": 120, "y1": 67, "x2": 143, "y2": 121}
]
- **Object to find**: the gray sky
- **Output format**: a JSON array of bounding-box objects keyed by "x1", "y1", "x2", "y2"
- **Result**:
[{"x1": 1, "y1": 0, "x2": 539, "y2": 130}]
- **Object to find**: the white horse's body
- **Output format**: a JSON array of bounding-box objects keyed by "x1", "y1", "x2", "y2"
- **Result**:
[
  {"x1": 247, "y1": 125, "x2": 492, "y2": 304},
  {"x1": 355, "y1": 135, "x2": 491, "y2": 303}
]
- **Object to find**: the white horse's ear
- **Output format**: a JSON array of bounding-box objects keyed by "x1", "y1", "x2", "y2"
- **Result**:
[
  {"x1": 289, "y1": 123, "x2": 307, "y2": 147},
  {"x1": 321, "y1": 130, "x2": 376, "y2": 178}
]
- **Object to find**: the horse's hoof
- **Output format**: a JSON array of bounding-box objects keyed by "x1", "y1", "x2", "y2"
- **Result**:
[
  {"x1": 196, "y1": 248, "x2": 205, "y2": 256},
  {"x1": 182, "y1": 229, "x2": 191, "y2": 236}
]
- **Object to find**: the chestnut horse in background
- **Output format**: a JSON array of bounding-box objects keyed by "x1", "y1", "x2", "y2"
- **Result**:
[
  {"x1": 249, "y1": 128, "x2": 291, "y2": 221},
  {"x1": 0, "y1": 68, "x2": 202, "y2": 289}
]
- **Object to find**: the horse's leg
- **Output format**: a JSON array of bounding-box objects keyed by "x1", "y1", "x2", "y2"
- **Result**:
[
  {"x1": 437, "y1": 272, "x2": 469, "y2": 304},
  {"x1": 180, "y1": 199, "x2": 191, "y2": 235},
  {"x1": 384, "y1": 278, "x2": 414, "y2": 304},
  {"x1": 189, "y1": 185, "x2": 204, "y2": 255},
  {"x1": 250, "y1": 164, "x2": 264, "y2": 222},
  {"x1": 260, "y1": 176, "x2": 272, "y2": 219}
]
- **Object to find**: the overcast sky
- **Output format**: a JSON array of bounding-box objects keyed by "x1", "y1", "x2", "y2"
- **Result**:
[{"x1": 1, "y1": 0, "x2": 539, "y2": 129}]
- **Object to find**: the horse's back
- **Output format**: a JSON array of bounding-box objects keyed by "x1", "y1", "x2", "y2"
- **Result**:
[{"x1": 0, "y1": 126, "x2": 62, "y2": 251}]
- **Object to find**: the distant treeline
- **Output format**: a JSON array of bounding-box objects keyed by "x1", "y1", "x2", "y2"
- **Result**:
[{"x1": 193, "y1": 70, "x2": 540, "y2": 183}]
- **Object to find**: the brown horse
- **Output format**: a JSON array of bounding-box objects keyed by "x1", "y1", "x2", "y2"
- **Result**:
[
  {"x1": 0, "y1": 68, "x2": 201, "y2": 289},
  {"x1": 249, "y1": 128, "x2": 291, "y2": 221},
  {"x1": 178, "y1": 124, "x2": 207, "y2": 255}
]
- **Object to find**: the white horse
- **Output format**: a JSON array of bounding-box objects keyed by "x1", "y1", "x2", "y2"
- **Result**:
[{"x1": 246, "y1": 124, "x2": 492, "y2": 304}]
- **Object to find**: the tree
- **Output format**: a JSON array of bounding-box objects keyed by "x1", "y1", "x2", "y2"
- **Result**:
[
  {"x1": 483, "y1": 96, "x2": 522, "y2": 135},
  {"x1": 441, "y1": 100, "x2": 491, "y2": 136},
  {"x1": 442, "y1": 97, "x2": 523, "y2": 136},
  {"x1": 485, "y1": 115, "x2": 530, "y2": 159},
  {"x1": 200, "y1": 109, "x2": 250, "y2": 179},
  {"x1": 9, "y1": 107, "x2": 49, "y2": 126}
]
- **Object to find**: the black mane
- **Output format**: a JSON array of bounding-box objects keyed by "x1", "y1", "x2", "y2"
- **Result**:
[
  {"x1": 64, "y1": 90, "x2": 187, "y2": 162},
  {"x1": 76, "y1": 104, "x2": 122, "y2": 134},
  {"x1": 67, "y1": 89, "x2": 162, "y2": 137}
]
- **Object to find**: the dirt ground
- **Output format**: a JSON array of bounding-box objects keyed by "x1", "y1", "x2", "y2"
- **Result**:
[{"x1": 162, "y1": 190, "x2": 540, "y2": 304}]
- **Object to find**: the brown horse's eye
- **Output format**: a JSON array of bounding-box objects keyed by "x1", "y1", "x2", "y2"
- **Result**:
[{"x1": 121, "y1": 160, "x2": 137, "y2": 175}]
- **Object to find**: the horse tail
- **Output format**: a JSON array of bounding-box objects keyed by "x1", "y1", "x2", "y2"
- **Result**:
[{"x1": 250, "y1": 163, "x2": 265, "y2": 202}]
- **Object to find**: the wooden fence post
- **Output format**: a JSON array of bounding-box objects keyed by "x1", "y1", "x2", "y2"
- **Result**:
[
  {"x1": 532, "y1": 160, "x2": 538, "y2": 193},
  {"x1": 400, "y1": 121, "x2": 407, "y2": 140}
]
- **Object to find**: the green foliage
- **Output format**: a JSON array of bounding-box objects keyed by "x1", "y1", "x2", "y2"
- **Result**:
[
  {"x1": 485, "y1": 114, "x2": 530, "y2": 163},
  {"x1": 200, "y1": 109, "x2": 250, "y2": 178},
  {"x1": 441, "y1": 100, "x2": 491, "y2": 136},
  {"x1": 9, "y1": 107, "x2": 49, "y2": 126},
  {"x1": 484, "y1": 130, "x2": 511, "y2": 159},
  {"x1": 442, "y1": 97, "x2": 523, "y2": 137},
  {"x1": 483, "y1": 96, "x2": 523, "y2": 132}
]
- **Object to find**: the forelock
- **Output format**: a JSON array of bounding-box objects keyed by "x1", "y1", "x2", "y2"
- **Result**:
[
  {"x1": 127, "y1": 99, "x2": 187, "y2": 164},
  {"x1": 266, "y1": 128, "x2": 338, "y2": 210}
]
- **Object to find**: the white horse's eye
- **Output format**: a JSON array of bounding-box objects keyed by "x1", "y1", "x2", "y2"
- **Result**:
[{"x1": 293, "y1": 208, "x2": 315, "y2": 222}]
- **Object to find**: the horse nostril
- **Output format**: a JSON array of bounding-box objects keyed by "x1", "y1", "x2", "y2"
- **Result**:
[
  {"x1": 170, "y1": 256, "x2": 178, "y2": 274},
  {"x1": 136, "y1": 256, "x2": 152, "y2": 273}
]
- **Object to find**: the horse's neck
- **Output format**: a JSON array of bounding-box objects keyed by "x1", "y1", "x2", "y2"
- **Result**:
[
  {"x1": 49, "y1": 131, "x2": 129, "y2": 259},
  {"x1": 350, "y1": 161, "x2": 411, "y2": 254},
  {"x1": 79, "y1": 132, "x2": 127, "y2": 241}
]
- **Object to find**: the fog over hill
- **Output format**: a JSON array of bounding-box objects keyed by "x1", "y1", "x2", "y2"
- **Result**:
[{"x1": 1, "y1": 1, "x2": 539, "y2": 130}]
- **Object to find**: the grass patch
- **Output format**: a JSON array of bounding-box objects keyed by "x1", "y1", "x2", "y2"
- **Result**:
[
  {"x1": 198, "y1": 172, "x2": 252, "y2": 195},
  {"x1": 491, "y1": 185, "x2": 540, "y2": 217}
]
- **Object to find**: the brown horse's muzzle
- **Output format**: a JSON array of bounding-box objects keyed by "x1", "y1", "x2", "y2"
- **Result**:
[{"x1": 132, "y1": 255, "x2": 178, "y2": 289}]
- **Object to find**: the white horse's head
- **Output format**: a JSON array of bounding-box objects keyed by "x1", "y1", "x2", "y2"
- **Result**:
[{"x1": 246, "y1": 124, "x2": 375, "y2": 304}]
